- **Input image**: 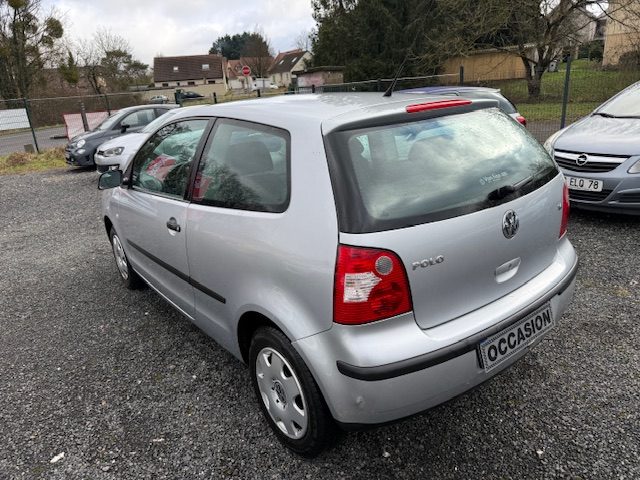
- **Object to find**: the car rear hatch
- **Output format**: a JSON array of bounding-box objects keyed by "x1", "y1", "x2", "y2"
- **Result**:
[{"x1": 324, "y1": 100, "x2": 563, "y2": 329}]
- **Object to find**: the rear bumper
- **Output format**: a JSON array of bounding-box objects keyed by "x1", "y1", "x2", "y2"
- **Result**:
[{"x1": 293, "y1": 239, "x2": 577, "y2": 425}]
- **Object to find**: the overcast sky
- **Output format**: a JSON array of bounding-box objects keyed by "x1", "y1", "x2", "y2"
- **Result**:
[{"x1": 43, "y1": 0, "x2": 315, "y2": 65}]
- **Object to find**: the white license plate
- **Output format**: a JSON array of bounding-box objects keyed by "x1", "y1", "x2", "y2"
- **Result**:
[
  {"x1": 479, "y1": 304, "x2": 554, "y2": 373},
  {"x1": 565, "y1": 176, "x2": 603, "y2": 192}
]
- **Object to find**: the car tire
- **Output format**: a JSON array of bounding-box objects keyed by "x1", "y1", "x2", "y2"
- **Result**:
[
  {"x1": 97, "y1": 165, "x2": 108, "y2": 173},
  {"x1": 109, "y1": 228, "x2": 144, "y2": 290},
  {"x1": 249, "y1": 327, "x2": 336, "y2": 457}
]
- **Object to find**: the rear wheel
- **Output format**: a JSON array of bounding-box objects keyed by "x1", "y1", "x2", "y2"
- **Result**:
[
  {"x1": 109, "y1": 228, "x2": 143, "y2": 289},
  {"x1": 249, "y1": 327, "x2": 336, "y2": 457}
]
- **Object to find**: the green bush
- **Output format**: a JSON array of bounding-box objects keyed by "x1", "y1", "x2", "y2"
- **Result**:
[
  {"x1": 619, "y1": 50, "x2": 640, "y2": 70},
  {"x1": 578, "y1": 40, "x2": 604, "y2": 62}
]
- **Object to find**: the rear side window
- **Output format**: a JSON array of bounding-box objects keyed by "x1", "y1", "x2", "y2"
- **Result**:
[
  {"x1": 327, "y1": 109, "x2": 558, "y2": 233},
  {"x1": 192, "y1": 119, "x2": 290, "y2": 212}
]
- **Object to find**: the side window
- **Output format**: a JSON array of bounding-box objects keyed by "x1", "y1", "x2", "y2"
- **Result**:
[
  {"x1": 131, "y1": 119, "x2": 209, "y2": 199},
  {"x1": 192, "y1": 119, "x2": 290, "y2": 212},
  {"x1": 120, "y1": 109, "x2": 156, "y2": 129}
]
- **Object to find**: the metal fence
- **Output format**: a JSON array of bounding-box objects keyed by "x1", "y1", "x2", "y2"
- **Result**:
[
  {"x1": 0, "y1": 92, "x2": 146, "y2": 156},
  {"x1": 2, "y1": 59, "x2": 640, "y2": 156}
]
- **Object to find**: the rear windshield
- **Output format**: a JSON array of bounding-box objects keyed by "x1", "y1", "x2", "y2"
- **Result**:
[{"x1": 327, "y1": 108, "x2": 558, "y2": 233}]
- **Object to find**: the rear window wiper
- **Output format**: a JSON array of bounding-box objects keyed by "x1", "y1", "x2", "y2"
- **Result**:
[
  {"x1": 487, "y1": 175, "x2": 534, "y2": 201},
  {"x1": 593, "y1": 112, "x2": 618, "y2": 118}
]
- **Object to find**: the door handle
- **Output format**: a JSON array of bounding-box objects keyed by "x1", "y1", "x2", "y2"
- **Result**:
[{"x1": 166, "y1": 217, "x2": 181, "y2": 232}]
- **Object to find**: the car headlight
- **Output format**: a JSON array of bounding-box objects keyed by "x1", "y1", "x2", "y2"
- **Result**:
[
  {"x1": 628, "y1": 159, "x2": 640, "y2": 174},
  {"x1": 543, "y1": 128, "x2": 567, "y2": 155},
  {"x1": 103, "y1": 146, "x2": 125, "y2": 157},
  {"x1": 76, "y1": 139, "x2": 86, "y2": 148}
]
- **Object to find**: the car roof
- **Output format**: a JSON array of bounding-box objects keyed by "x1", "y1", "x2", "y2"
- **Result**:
[
  {"x1": 118, "y1": 103, "x2": 179, "y2": 113},
  {"x1": 398, "y1": 86, "x2": 501, "y2": 95},
  {"x1": 167, "y1": 93, "x2": 497, "y2": 131}
]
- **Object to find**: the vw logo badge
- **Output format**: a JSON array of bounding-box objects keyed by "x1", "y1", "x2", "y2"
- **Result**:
[
  {"x1": 576, "y1": 154, "x2": 588, "y2": 166},
  {"x1": 502, "y1": 210, "x2": 519, "y2": 239}
]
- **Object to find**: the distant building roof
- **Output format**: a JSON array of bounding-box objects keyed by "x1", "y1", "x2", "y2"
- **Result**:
[
  {"x1": 269, "y1": 49, "x2": 308, "y2": 74},
  {"x1": 154, "y1": 54, "x2": 224, "y2": 82}
]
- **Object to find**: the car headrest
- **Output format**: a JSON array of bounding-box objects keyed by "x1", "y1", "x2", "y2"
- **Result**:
[{"x1": 226, "y1": 141, "x2": 273, "y2": 175}]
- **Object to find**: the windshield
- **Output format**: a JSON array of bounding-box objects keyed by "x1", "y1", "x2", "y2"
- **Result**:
[
  {"x1": 327, "y1": 108, "x2": 558, "y2": 233},
  {"x1": 142, "y1": 110, "x2": 178, "y2": 133},
  {"x1": 597, "y1": 83, "x2": 640, "y2": 117},
  {"x1": 96, "y1": 111, "x2": 124, "y2": 131}
]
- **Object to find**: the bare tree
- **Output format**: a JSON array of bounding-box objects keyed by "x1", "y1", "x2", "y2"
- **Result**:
[
  {"x1": 294, "y1": 30, "x2": 313, "y2": 52},
  {"x1": 76, "y1": 28, "x2": 147, "y2": 93},
  {"x1": 0, "y1": 0, "x2": 64, "y2": 99},
  {"x1": 471, "y1": 0, "x2": 640, "y2": 98},
  {"x1": 241, "y1": 27, "x2": 273, "y2": 78}
]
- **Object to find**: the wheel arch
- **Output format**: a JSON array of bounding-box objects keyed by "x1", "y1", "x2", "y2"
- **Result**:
[
  {"x1": 237, "y1": 311, "x2": 283, "y2": 364},
  {"x1": 104, "y1": 216, "x2": 114, "y2": 237}
]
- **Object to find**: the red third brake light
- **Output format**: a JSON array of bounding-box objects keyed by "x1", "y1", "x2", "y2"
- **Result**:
[
  {"x1": 516, "y1": 115, "x2": 527, "y2": 126},
  {"x1": 334, "y1": 245, "x2": 412, "y2": 325},
  {"x1": 406, "y1": 99, "x2": 472, "y2": 114},
  {"x1": 560, "y1": 182, "x2": 570, "y2": 238}
]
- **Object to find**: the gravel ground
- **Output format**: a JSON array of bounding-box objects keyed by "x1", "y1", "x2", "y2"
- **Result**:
[{"x1": 0, "y1": 169, "x2": 638, "y2": 480}]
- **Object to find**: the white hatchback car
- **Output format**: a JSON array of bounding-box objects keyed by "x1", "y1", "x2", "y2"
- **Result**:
[
  {"x1": 95, "y1": 109, "x2": 182, "y2": 171},
  {"x1": 99, "y1": 93, "x2": 577, "y2": 456}
]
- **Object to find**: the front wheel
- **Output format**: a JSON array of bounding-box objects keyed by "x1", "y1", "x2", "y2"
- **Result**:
[
  {"x1": 109, "y1": 228, "x2": 143, "y2": 289},
  {"x1": 249, "y1": 327, "x2": 336, "y2": 457}
]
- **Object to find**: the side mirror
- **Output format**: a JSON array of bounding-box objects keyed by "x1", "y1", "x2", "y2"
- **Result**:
[
  {"x1": 98, "y1": 169, "x2": 123, "y2": 190},
  {"x1": 120, "y1": 123, "x2": 130, "y2": 133}
]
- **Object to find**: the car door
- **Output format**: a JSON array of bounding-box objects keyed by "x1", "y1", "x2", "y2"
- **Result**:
[
  {"x1": 118, "y1": 118, "x2": 211, "y2": 318},
  {"x1": 185, "y1": 119, "x2": 291, "y2": 352},
  {"x1": 117, "y1": 108, "x2": 159, "y2": 134}
]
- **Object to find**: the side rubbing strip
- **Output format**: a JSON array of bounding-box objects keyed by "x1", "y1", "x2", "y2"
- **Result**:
[{"x1": 127, "y1": 240, "x2": 226, "y2": 304}]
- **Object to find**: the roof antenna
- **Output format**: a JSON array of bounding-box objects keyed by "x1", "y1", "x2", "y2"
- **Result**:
[{"x1": 383, "y1": 53, "x2": 409, "y2": 97}]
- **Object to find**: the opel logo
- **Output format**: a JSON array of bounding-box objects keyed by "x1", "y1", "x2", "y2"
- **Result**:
[
  {"x1": 502, "y1": 210, "x2": 519, "y2": 239},
  {"x1": 576, "y1": 154, "x2": 588, "y2": 166}
]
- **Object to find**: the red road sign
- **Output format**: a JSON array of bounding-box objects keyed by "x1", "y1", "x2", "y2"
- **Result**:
[{"x1": 241, "y1": 65, "x2": 251, "y2": 76}]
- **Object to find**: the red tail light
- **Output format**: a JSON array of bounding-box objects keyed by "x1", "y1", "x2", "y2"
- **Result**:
[
  {"x1": 560, "y1": 182, "x2": 570, "y2": 238},
  {"x1": 334, "y1": 245, "x2": 412, "y2": 325},
  {"x1": 516, "y1": 115, "x2": 527, "y2": 126},
  {"x1": 406, "y1": 99, "x2": 471, "y2": 114}
]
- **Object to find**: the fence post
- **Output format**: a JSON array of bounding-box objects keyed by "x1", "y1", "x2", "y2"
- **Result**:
[
  {"x1": 377, "y1": 79, "x2": 382, "y2": 92},
  {"x1": 23, "y1": 98, "x2": 40, "y2": 154},
  {"x1": 257, "y1": 88, "x2": 261, "y2": 98},
  {"x1": 459, "y1": 66, "x2": 465, "y2": 85},
  {"x1": 213, "y1": 92, "x2": 217, "y2": 104},
  {"x1": 560, "y1": 55, "x2": 572, "y2": 129},
  {"x1": 104, "y1": 94, "x2": 111, "y2": 115},
  {"x1": 79, "y1": 102, "x2": 90, "y2": 132}
]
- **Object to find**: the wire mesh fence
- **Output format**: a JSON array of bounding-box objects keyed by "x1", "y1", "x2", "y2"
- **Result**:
[
  {"x1": 2, "y1": 60, "x2": 640, "y2": 157},
  {"x1": 0, "y1": 92, "x2": 150, "y2": 156}
]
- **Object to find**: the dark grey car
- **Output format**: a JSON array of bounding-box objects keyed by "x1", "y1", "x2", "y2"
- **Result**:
[
  {"x1": 65, "y1": 104, "x2": 178, "y2": 168},
  {"x1": 544, "y1": 81, "x2": 640, "y2": 214}
]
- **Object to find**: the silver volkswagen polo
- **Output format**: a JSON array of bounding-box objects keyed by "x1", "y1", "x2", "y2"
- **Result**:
[{"x1": 99, "y1": 93, "x2": 578, "y2": 456}]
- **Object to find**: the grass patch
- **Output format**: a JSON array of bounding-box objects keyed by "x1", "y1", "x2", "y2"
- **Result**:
[
  {"x1": 518, "y1": 102, "x2": 599, "y2": 121},
  {"x1": 478, "y1": 62, "x2": 640, "y2": 104},
  {"x1": 0, "y1": 146, "x2": 66, "y2": 175}
]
